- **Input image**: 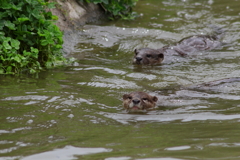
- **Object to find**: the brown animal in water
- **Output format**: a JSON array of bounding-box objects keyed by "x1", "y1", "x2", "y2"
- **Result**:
[
  {"x1": 133, "y1": 31, "x2": 225, "y2": 65},
  {"x1": 123, "y1": 91, "x2": 158, "y2": 112}
]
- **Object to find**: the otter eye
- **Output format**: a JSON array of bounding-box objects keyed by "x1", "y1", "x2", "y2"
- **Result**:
[
  {"x1": 146, "y1": 54, "x2": 151, "y2": 58},
  {"x1": 142, "y1": 98, "x2": 148, "y2": 101},
  {"x1": 128, "y1": 96, "x2": 132, "y2": 100}
]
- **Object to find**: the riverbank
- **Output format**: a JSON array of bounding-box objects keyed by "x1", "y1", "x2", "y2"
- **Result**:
[{"x1": 49, "y1": 0, "x2": 106, "y2": 55}]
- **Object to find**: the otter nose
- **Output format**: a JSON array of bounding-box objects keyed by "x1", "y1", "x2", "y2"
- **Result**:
[
  {"x1": 136, "y1": 57, "x2": 142, "y2": 62},
  {"x1": 132, "y1": 99, "x2": 140, "y2": 104}
]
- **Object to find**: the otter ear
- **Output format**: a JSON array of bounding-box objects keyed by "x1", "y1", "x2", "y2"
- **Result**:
[
  {"x1": 158, "y1": 53, "x2": 164, "y2": 59},
  {"x1": 134, "y1": 49, "x2": 138, "y2": 55},
  {"x1": 123, "y1": 94, "x2": 130, "y2": 100},
  {"x1": 152, "y1": 96, "x2": 158, "y2": 102}
]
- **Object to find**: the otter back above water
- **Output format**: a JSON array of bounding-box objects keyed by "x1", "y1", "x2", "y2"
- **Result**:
[{"x1": 133, "y1": 27, "x2": 225, "y2": 65}]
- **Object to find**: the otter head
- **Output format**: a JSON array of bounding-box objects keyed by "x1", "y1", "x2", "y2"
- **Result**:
[
  {"x1": 123, "y1": 91, "x2": 158, "y2": 112},
  {"x1": 132, "y1": 48, "x2": 164, "y2": 65}
]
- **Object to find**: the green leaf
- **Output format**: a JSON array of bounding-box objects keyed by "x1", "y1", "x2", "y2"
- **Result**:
[
  {"x1": 13, "y1": 56, "x2": 21, "y2": 63},
  {"x1": 22, "y1": 24, "x2": 28, "y2": 31},
  {"x1": 0, "y1": 31, "x2": 5, "y2": 37},
  {"x1": 40, "y1": 40, "x2": 49, "y2": 46},
  {"x1": 30, "y1": 68, "x2": 36, "y2": 74},
  {"x1": 45, "y1": 61, "x2": 52, "y2": 68},
  {"x1": 18, "y1": 17, "x2": 30, "y2": 23},
  {"x1": 0, "y1": 1, "x2": 12, "y2": 9},
  {"x1": 11, "y1": 39, "x2": 20, "y2": 50},
  {"x1": 30, "y1": 47, "x2": 39, "y2": 54},
  {"x1": 55, "y1": 44, "x2": 62, "y2": 49},
  {"x1": 25, "y1": 0, "x2": 37, "y2": 5},
  {"x1": 23, "y1": 50, "x2": 31, "y2": 56},
  {"x1": 38, "y1": 30, "x2": 45, "y2": 37},
  {"x1": 5, "y1": 21, "x2": 16, "y2": 30},
  {"x1": 31, "y1": 47, "x2": 39, "y2": 58},
  {"x1": 0, "y1": 12, "x2": 9, "y2": 19},
  {"x1": 32, "y1": 53, "x2": 38, "y2": 59},
  {"x1": 0, "y1": 69, "x2": 4, "y2": 74},
  {"x1": 0, "y1": 20, "x2": 4, "y2": 30},
  {"x1": 102, "y1": 0, "x2": 109, "y2": 4},
  {"x1": 25, "y1": 0, "x2": 31, "y2": 4},
  {"x1": 46, "y1": 2, "x2": 56, "y2": 9},
  {"x1": 0, "y1": 0, "x2": 65, "y2": 74},
  {"x1": 3, "y1": 40, "x2": 11, "y2": 50},
  {"x1": 32, "y1": 9, "x2": 41, "y2": 19},
  {"x1": 11, "y1": 4, "x2": 21, "y2": 10},
  {"x1": 51, "y1": 15, "x2": 58, "y2": 20},
  {"x1": 0, "y1": 55, "x2": 5, "y2": 61},
  {"x1": 6, "y1": 66, "x2": 12, "y2": 73},
  {"x1": 92, "y1": 0, "x2": 103, "y2": 4}
]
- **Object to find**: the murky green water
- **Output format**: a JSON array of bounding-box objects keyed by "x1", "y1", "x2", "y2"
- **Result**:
[{"x1": 1, "y1": 0, "x2": 240, "y2": 159}]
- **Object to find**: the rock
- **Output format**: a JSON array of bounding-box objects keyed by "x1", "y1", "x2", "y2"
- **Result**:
[
  {"x1": 49, "y1": 0, "x2": 105, "y2": 31},
  {"x1": 48, "y1": 0, "x2": 106, "y2": 55}
]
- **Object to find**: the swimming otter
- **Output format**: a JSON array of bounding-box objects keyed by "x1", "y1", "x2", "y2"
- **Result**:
[
  {"x1": 133, "y1": 33, "x2": 224, "y2": 65},
  {"x1": 186, "y1": 77, "x2": 240, "y2": 92},
  {"x1": 123, "y1": 91, "x2": 158, "y2": 112}
]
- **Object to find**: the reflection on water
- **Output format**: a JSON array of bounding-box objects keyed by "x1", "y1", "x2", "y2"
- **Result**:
[
  {"x1": 1, "y1": 0, "x2": 240, "y2": 159},
  {"x1": 21, "y1": 146, "x2": 112, "y2": 160},
  {"x1": 136, "y1": 159, "x2": 183, "y2": 160},
  {"x1": 103, "y1": 110, "x2": 240, "y2": 124}
]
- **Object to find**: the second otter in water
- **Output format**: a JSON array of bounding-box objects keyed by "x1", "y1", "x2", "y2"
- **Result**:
[{"x1": 133, "y1": 33, "x2": 224, "y2": 65}]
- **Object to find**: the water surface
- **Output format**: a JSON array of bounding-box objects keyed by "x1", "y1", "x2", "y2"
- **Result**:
[{"x1": 1, "y1": 0, "x2": 240, "y2": 159}]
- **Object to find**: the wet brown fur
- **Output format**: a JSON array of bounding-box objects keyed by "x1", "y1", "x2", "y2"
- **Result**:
[
  {"x1": 133, "y1": 34, "x2": 223, "y2": 65},
  {"x1": 123, "y1": 91, "x2": 158, "y2": 112}
]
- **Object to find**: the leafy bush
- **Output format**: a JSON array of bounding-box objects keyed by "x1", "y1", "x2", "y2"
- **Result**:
[
  {"x1": 83, "y1": 0, "x2": 139, "y2": 20},
  {"x1": 0, "y1": 0, "x2": 65, "y2": 74}
]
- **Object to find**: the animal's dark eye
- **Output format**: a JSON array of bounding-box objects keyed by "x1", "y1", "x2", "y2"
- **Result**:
[
  {"x1": 142, "y1": 98, "x2": 148, "y2": 101},
  {"x1": 146, "y1": 54, "x2": 151, "y2": 58},
  {"x1": 128, "y1": 96, "x2": 132, "y2": 99}
]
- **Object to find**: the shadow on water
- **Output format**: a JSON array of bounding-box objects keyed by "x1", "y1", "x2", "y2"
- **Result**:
[{"x1": 2, "y1": 0, "x2": 240, "y2": 159}]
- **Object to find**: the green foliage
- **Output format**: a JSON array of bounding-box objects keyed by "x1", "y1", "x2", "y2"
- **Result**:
[
  {"x1": 83, "y1": 0, "x2": 138, "y2": 20},
  {"x1": 0, "y1": 0, "x2": 65, "y2": 74}
]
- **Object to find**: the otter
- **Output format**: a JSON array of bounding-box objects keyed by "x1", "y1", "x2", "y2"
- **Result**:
[
  {"x1": 133, "y1": 33, "x2": 224, "y2": 65},
  {"x1": 123, "y1": 91, "x2": 158, "y2": 112},
  {"x1": 122, "y1": 77, "x2": 240, "y2": 112}
]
